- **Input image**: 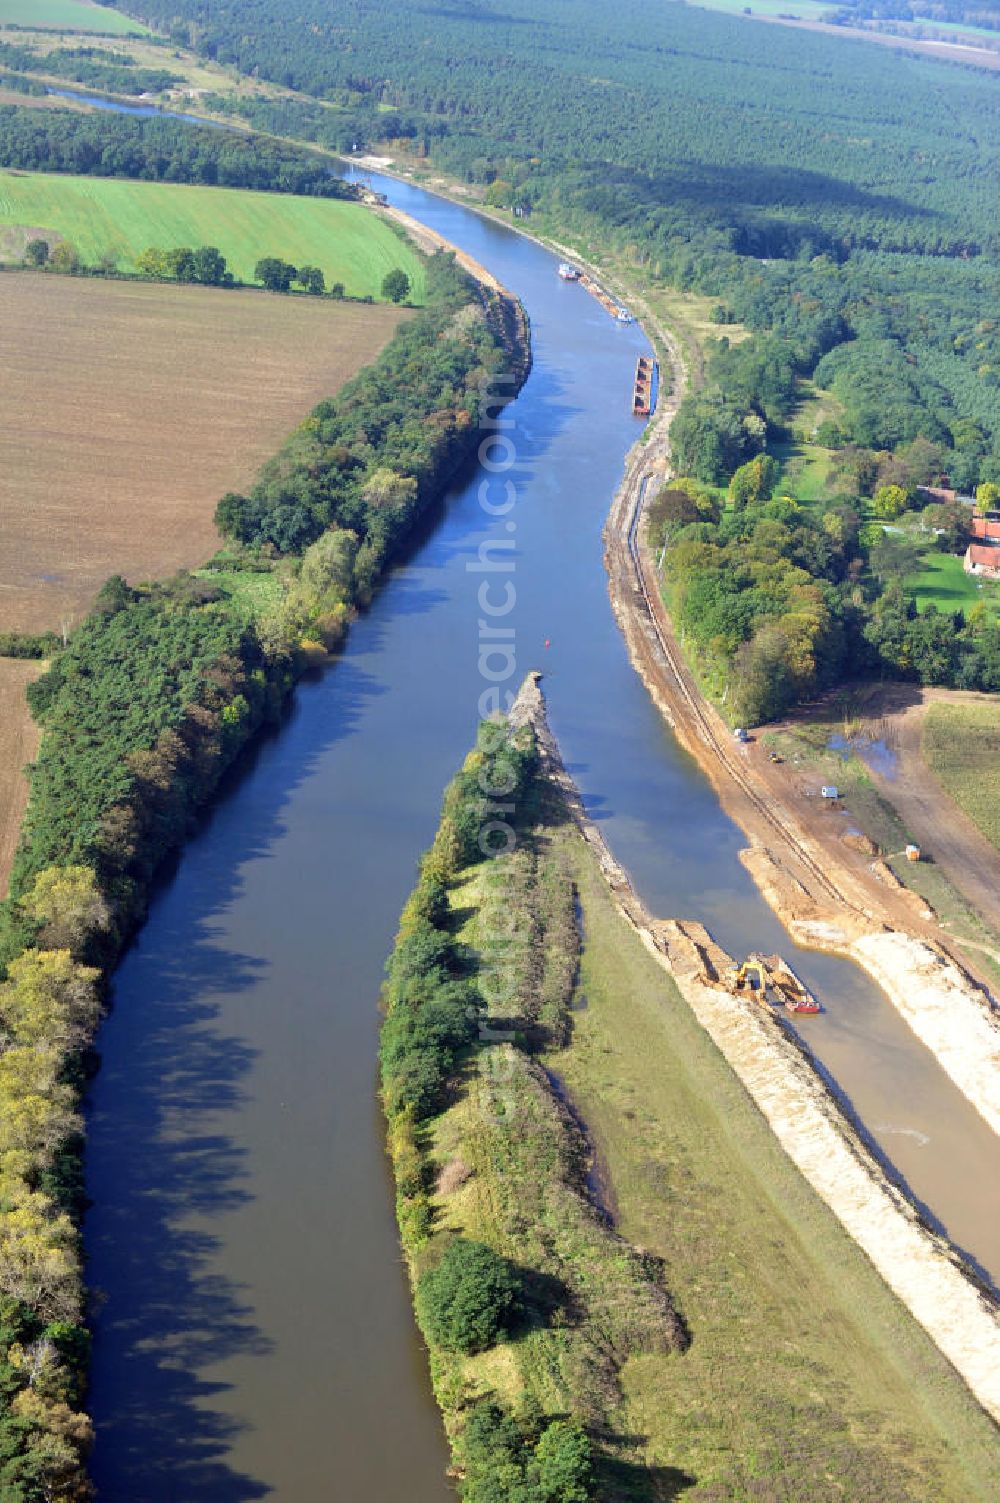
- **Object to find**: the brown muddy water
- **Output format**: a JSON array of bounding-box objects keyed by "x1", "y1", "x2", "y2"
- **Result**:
[{"x1": 85, "y1": 169, "x2": 1000, "y2": 1500}]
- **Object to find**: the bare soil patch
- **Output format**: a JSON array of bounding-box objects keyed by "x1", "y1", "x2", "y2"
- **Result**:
[
  {"x1": 0, "y1": 660, "x2": 41, "y2": 898},
  {"x1": 0, "y1": 273, "x2": 407, "y2": 631}
]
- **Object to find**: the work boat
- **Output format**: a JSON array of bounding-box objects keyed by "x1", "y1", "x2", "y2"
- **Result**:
[{"x1": 730, "y1": 955, "x2": 822, "y2": 1014}]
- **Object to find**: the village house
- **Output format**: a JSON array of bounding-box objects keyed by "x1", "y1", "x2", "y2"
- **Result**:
[{"x1": 964, "y1": 543, "x2": 1000, "y2": 580}]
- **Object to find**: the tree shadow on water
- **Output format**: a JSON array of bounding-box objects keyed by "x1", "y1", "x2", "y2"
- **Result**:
[
  {"x1": 84, "y1": 651, "x2": 415, "y2": 1500},
  {"x1": 86, "y1": 935, "x2": 275, "y2": 1501}
]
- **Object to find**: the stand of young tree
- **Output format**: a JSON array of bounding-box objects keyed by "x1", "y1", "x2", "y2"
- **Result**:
[{"x1": 651, "y1": 467, "x2": 1000, "y2": 726}]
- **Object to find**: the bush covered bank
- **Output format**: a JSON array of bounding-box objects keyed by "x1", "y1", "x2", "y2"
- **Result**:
[
  {"x1": 214, "y1": 252, "x2": 528, "y2": 561},
  {"x1": 381, "y1": 714, "x2": 685, "y2": 1500},
  {"x1": 0, "y1": 41, "x2": 180, "y2": 97},
  {"x1": 0, "y1": 251, "x2": 527, "y2": 1500}
]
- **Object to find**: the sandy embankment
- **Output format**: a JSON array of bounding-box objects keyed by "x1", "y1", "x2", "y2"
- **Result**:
[{"x1": 510, "y1": 671, "x2": 1000, "y2": 1425}]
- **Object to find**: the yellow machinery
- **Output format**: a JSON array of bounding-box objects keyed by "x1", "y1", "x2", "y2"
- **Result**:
[{"x1": 729, "y1": 958, "x2": 766, "y2": 996}]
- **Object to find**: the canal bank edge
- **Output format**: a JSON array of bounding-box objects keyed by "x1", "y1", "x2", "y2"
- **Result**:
[
  {"x1": 0, "y1": 229, "x2": 532, "y2": 1498},
  {"x1": 602, "y1": 383, "x2": 1000, "y2": 1142},
  {"x1": 509, "y1": 671, "x2": 1000, "y2": 1425},
  {"x1": 340, "y1": 155, "x2": 1000, "y2": 1146}
]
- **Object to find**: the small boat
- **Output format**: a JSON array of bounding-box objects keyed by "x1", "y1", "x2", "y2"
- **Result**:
[
  {"x1": 558, "y1": 262, "x2": 581, "y2": 281},
  {"x1": 765, "y1": 956, "x2": 822, "y2": 1014}
]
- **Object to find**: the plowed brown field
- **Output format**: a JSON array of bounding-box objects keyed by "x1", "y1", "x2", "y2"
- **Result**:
[{"x1": 1, "y1": 273, "x2": 407, "y2": 631}]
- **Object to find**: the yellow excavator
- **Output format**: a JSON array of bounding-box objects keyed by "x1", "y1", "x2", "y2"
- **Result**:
[{"x1": 729, "y1": 958, "x2": 766, "y2": 996}]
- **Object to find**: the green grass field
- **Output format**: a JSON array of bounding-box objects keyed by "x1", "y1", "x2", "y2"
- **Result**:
[
  {"x1": 905, "y1": 549, "x2": 1000, "y2": 614},
  {"x1": 0, "y1": 171, "x2": 426, "y2": 300},
  {"x1": 772, "y1": 437, "x2": 833, "y2": 502},
  {"x1": 923, "y1": 700, "x2": 1000, "y2": 854},
  {"x1": 0, "y1": 0, "x2": 147, "y2": 33}
]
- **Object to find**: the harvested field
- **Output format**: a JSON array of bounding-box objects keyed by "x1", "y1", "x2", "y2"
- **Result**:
[
  {"x1": 923, "y1": 698, "x2": 1000, "y2": 856},
  {"x1": 0, "y1": 273, "x2": 407, "y2": 631},
  {"x1": 0, "y1": 171, "x2": 427, "y2": 300},
  {"x1": 0, "y1": 659, "x2": 41, "y2": 899}
]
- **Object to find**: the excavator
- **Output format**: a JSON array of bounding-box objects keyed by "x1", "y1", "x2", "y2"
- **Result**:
[
  {"x1": 728, "y1": 955, "x2": 821, "y2": 1014},
  {"x1": 729, "y1": 958, "x2": 766, "y2": 996}
]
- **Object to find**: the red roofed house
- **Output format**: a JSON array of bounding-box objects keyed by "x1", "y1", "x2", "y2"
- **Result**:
[
  {"x1": 964, "y1": 543, "x2": 1000, "y2": 580},
  {"x1": 971, "y1": 516, "x2": 1000, "y2": 543}
]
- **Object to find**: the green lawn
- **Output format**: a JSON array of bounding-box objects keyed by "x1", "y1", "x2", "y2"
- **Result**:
[
  {"x1": 771, "y1": 381, "x2": 841, "y2": 504},
  {"x1": 772, "y1": 437, "x2": 833, "y2": 503},
  {"x1": 905, "y1": 549, "x2": 1000, "y2": 614},
  {"x1": 0, "y1": 171, "x2": 426, "y2": 300},
  {"x1": 193, "y1": 567, "x2": 285, "y2": 623},
  {"x1": 923, "y1": 700, "x2": 1000, "y2": 854},
  {"x1": 0, "y1": 0, "x2": 147, "y2": 32}
]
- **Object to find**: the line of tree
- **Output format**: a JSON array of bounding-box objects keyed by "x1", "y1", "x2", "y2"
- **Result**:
[
  {"x1": 0, "y1": 40, "x2": 181, "y2": 96},
  {"x1": 0, "y1": 102, "x2": 360, "y2": 198},
  {"x1": 0, "y1": 257, "x2": 528, "y2": 1498},
  {"x1": 253, "y1": 255, "x2": 326, "y2": 295},
  {"x1": 214, "y1": 251, "x2": 524, "y2": 561},
  {"x1": 381, "y1": 708, "x2": 684, "y2": 1499}
]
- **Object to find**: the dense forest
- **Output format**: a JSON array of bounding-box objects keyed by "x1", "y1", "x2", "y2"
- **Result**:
[
  {"x1": 107, "y1": 0, "x2": 1000, "y2": 492},
  {"x1": 97, "y1": 0, "x2": 999, "y2": 720},
  {"x1": 0, "y1": 250, "x2": 526, "y2": 1499},
  {"x1": 0, "y1": 104, "x2": 358, "y2": 196}
]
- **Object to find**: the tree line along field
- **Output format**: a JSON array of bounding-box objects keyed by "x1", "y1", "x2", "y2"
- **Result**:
[
  {"x1": 0, "y1": 170, "x2": 427, "y2": 300},
  {"x1": 0, "y1": 0, "x2": 145, "y2": 32},
  {"x1": 0, "y1": 273, "x2": 409, "y2": 634}
]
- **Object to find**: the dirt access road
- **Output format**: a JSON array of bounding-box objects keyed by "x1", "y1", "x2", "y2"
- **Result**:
[{"x1": 589, "y1": 259, "x2": 1000, "y2": 1134}]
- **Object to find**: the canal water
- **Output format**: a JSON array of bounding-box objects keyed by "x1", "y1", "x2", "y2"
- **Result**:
[{"x1": 85, "y1": 166, "x2": 1000, "y2": 1499}]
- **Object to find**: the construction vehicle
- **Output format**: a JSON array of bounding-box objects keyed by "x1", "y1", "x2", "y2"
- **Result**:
[
  {"x1": 729, "y1": 957, "x2": 766, "y2": 994},
  {"x1": 728, "y1": 954, "x2": 822, "y2": 1014}
]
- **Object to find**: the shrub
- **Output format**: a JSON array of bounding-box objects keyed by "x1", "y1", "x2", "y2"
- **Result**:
[
  {"x1": 382, "y1": 268, "x2": 411, "y2": 302},
  {"x1": 534, "y1": 1420, "x2": 593, "y2": 1503},
  {"x1": 415, "y1": 1238, "x2": 520, "y2": 1353}
]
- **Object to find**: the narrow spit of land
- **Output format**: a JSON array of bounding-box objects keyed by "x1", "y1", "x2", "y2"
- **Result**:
[{"x1": 383, "y1": 675, "x2": 1000, "y2": 1501}]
